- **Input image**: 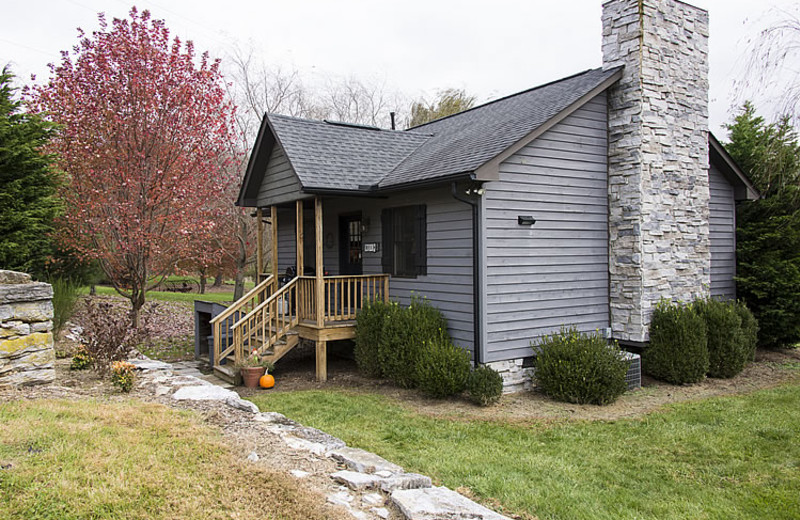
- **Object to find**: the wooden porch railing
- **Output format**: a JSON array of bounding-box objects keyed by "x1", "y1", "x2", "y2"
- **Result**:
[
  {"x1": 298, "y1": 274, "x2": 390, "y2": 323},
  {"x1": 210, "y1": 275, "x2": 275, "y2": 368},
  {"x1": 231, "y1": 277, "x2": 299, "y2": 361}
]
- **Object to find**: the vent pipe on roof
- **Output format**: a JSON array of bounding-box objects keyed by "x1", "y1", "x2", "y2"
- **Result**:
[{"x1": 390, "y1": 112, "x2": 396, "y2": 130}]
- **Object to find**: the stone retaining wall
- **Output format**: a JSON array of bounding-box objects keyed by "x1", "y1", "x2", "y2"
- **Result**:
[{"x1": 0, "y1": 270, "x2": 55, "y2": 388}]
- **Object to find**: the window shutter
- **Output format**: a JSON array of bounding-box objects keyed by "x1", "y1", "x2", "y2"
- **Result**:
[
  {"x1": 415, "y1": 205, "x2": 427, "y2": 276},
  {"x1": 381, "y1": 208, "x2": 393, "y2": 274}
]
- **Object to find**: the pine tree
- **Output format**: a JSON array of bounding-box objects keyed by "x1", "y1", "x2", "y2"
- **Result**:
[
  {"x1": 0, "y1": 66, "x2": 60, "y2": 277},
  {"x1": 725, "y1": 103, "x2": 800, "y2": 349}
]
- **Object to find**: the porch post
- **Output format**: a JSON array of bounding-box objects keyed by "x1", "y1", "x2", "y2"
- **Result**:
[
  {"x1": 256, "y1": 208, "x2": 264, "y2": 281},
  {"x1": 271, "y1": 206, "x2": 279, "y2": 282},
  {"x1": 296, "y1": 200, "x2": 304, "y2": 276},
  {"x1": 314, "y1": 197, "x2": 324, "y2": 327},
  {"x1": 314, "y1": 196, "x2": 327, "y2": 382}
]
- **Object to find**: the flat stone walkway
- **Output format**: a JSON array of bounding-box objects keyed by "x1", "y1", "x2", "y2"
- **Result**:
[{"x1": 132, "y1": 357, "x2": 511, "y2": 520}]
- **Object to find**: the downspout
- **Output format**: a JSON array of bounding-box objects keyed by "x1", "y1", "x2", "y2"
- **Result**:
[{"x1": 450, "y1": 181, "x2": 483, "y2": 365}]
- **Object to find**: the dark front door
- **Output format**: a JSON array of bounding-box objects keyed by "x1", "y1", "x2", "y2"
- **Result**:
[{"x1": 339, "y1": 213, "x2": 363, "y2": 275}]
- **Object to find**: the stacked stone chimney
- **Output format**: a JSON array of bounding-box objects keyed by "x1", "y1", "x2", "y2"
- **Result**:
[{"x1": 603, "y1": 0, "x2": 711, "y2": 342}]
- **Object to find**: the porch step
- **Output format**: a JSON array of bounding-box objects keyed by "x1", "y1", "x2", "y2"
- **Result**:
[{"x1": 213, "y1": 364, "x2": 240, "y2": 386}]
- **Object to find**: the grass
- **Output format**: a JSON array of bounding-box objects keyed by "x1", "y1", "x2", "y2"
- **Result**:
[
  {"x1": 87, "y1": 285, "x2": 234, "y2": 303},
  {"x1": 250, "y1": 384, "x2": 800, "y2": 520},
  {"x1": 140, "y1": 336, "x2": 196, "y2": 362},
  {"x1": 0, "y1": 398, "x2": 336, "y2": 520}
]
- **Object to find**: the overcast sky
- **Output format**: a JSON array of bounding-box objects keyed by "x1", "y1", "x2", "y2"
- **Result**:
[{"x1": 2, "y1": 0, "x2": 798, "y2": 137}]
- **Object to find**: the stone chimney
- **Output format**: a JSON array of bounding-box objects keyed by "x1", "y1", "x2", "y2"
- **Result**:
[{"x1": 603, "y1": 0, "x2": 711, "y2": 343}]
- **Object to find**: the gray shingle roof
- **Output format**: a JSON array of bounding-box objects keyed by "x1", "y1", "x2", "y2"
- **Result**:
[
  {"x1": 268, "y1": 115, "x2": 430, "y2": 191},
  {"x1": 264, "y1": 67, "x2": 621, "y2": 193},
  {"x1": 380, "y1": 67, "x2": 621, "y2": 188}
]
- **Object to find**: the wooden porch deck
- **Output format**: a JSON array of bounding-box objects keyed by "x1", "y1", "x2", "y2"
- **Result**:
[{"x1": 210, "y1": 196, "x2": 388, "y2": 385}]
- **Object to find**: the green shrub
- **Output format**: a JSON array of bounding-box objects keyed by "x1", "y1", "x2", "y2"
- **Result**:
[
  {"x1": 110, "y1": 360, "x2": 136, "y2": 392},
  {"x1": 645, "y1": 299, "x2": 708, "y2": 384},
  {"x1": 735, "y1": 301, "x2": 759, "y2": 361},
  {"x1": 378, "y1": 297, "x2": 448, "y2": 388},
  {"x1": 467, "y1": 365, "x2": 503, "y2": 406},
  {"x1": 533, "y1": 327, "x2": 628, "y2": 405},
  {"x1": 696, "y1": 298, "x2": 753, "y2": 379},
  {"x1": 70, "y1": 345, "x2": 92, "y2": 370},
  {"x1": 50, "y1": 276, "x2": 81, "y2": 336},
  {"x1": 415, "y1": 336, "x2": 471, "y2": 398},
  {"x1": 354, "y1": 300, "x2": 392, "y2": 378}
]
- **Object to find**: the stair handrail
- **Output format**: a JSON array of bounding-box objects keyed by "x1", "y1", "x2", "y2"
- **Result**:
[
  {"x1": 231, "y1": 277, "x2": 299, "y2": 362},
  {"x1": 211, "y1": 274, "x2": 275, "y2": 326},
  {"x1": 211, "y1": 275, "x2": 275, "y2": 368}
]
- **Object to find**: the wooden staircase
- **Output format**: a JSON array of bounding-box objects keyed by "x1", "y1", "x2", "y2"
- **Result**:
[{"x1": 210, "y1": 276, "x2": 302, "y2": 384}]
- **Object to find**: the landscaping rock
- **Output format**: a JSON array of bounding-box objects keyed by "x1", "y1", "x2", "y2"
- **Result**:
[
  {"x1": 171, "y1": 384, "x2": 239, "y2": 402},
  {"x1": 329, "y1": 447, "x2": 404, "y2": 474},
  {"x1": 282, "y1": 435, "x2": 330, "y2": 455},
  {"x1": 327, "y1": 490, "x2": 354, "y2": 507},
  {"x1": 371, "y1": 507, "x2": 390, "y2": 519},
  {"x1": 332, "y1": 470, "x2": 383, "y2": 491},
  {"x1": 391, "y1": 487, "x2": 511, "y2": 520},
  {"x1": 378, "y1": 473, "x2": 431, "y2": 492},
  {"x1": 289, "y1": 469, "x2": 310, "y2": 479},
  {"x1": 362, "y1": 493, "x2": 384, "y2": 506},
  {"x1": 247, "y1": 451, "x2": 259, "y2": 462},
  {"x1": 294, "y1": 426, "x2": 346, "y2": 451},
  {"x1": 128, "y1": 359, "x2": 173, "y2": 373},
  {"x1": 333, "y1": 470, "x2": 431, "y2": 492},
  {"x1": 253, "y1": 411, "x2": 294, "y2": 424},
  {"x1": 225, "y1": 396, "x2": 260, "y2": 414}
]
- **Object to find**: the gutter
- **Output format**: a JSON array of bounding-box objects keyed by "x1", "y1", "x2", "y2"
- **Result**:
[{"x1": 450, "y1": 181, "x2": 483, "y2": 365}]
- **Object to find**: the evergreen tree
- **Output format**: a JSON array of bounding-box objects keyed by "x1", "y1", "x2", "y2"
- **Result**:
[
  {"x1": 0, "y1": 66, "x2": 60, "y2": 277},
  {"x1": 725, "y1": 103, "x2": 800, "y2": 349}
]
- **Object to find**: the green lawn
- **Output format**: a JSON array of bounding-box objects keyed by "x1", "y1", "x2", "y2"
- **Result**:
[
  {"x1": 250, "y1": 384, "x2": 800, "y2": 520},
  {"x1": 0, "y1": 399, "x2": 335, "y2": 520},
  {"x1": 87, "y1": 285, "x2": 234, "y2": 303}
]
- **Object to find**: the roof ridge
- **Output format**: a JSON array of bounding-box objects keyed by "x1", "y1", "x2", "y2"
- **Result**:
[
  {"x1": 268, "y1": 112, "x2": 432, "y2": 136},
  {"x1": 404, "y1": 66, "x2": 618, "y2": 131}
]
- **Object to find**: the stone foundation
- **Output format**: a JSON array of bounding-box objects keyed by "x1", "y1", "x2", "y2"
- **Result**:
[
  {"x1": 485, "y1": 360, "x2": 535, "y2": 394},
  {"x1": 486, "y1": 353, "x2": 642, "y2": 394},
  {"x1": 0, "y1": 270, "x2": 55, "y2": 388}
]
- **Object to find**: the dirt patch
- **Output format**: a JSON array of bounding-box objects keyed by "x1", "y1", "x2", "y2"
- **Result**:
[{"x1": 247, "y1": 343, "x2": 800, "y2": 423}]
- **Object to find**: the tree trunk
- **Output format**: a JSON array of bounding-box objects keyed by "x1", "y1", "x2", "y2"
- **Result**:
[
  {"x1": 233, "y1": 268, "x2": 245, "y2": 301},
  {"x1": 199, "y1": 272, "x2": 207, "y2": 294},
  {"x1": 213, "y1": 270, "x2": 223, "y2": 287},
  {"x1": 130, "y1": 289, "x2": 145, "y2": 329}
]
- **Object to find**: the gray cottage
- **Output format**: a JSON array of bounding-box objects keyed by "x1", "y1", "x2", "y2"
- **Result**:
[{"x1": 213, "y1": 0, "x2": 757, "y2": 389}]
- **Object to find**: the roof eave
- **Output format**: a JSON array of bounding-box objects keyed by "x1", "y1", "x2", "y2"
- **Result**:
[{"x1": 708, "y1": 132, "x2": 760, "y2": 201}]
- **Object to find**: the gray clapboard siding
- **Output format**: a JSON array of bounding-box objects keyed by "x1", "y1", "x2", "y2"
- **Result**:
[
  {"x1": 482, "y1": 93, "x2": 610, "y2": 362},
  {"x1": 272, "y1": 185, "x2": 475, "y2": 350},
  {"x1": 709, "y1": 163, "x2": 737, "y2": 300},
  {"x1": 256, "y1": 143, "x2": 308, "y2": 207}
]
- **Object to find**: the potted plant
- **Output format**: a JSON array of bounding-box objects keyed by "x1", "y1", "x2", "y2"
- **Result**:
[{"x1": 237, "y1": 351, "x2": 269, "y2": 388}]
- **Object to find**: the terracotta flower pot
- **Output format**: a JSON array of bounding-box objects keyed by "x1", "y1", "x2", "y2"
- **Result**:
[{"x1": 241, "y1": 366, "x2": 266, "y2": 388}]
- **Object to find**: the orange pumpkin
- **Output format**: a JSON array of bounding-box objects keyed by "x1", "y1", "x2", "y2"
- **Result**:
[{"x1": 259, "y1": 373, "x2": 275, "y2": 389}]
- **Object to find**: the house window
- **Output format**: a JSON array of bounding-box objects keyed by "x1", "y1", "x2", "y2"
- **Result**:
[{"x1": 381, "y1": 205, "x2": 427, "y2": 277}]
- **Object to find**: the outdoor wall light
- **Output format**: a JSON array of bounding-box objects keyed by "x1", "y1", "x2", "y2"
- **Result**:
[{"x1": 518, "y1": 215, "x2": 536, "y2": 226}]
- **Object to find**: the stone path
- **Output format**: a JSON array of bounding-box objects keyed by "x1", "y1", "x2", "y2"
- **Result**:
[{"x1": 130, "y1": 357, "x2": 511, "y2": 520}]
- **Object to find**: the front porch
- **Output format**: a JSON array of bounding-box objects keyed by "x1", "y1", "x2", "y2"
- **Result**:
[{"x1": 211, "y1": 197, "x2": 388, "y2": 384}]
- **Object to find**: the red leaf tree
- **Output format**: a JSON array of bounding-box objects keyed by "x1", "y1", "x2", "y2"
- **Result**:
[{"x1": 31, "y1": 8, "x2": 236, "y2": 325}]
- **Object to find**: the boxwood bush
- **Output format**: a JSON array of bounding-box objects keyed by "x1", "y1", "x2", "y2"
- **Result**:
[
  {"x1": 467, "y1": 365, "x2": 503, "y2": 406},
  {"x1": 696, "y1": 297, "x2": 752, "y2": 379},
  {"x1": 533, "y1": 327, "x2": 629, "y2": 405},
  {"x1": 645, "y1": 299, "x2": 708, "y2": 384},
  {"x1": 415, "y1": 336, "x2": 471, "y2": 398},
  {"x1": 735, "y1": 301, "x2": 759, "y2": 362},
  {"x1": 377, "y1": 298, "x2": 447, "y2": 388},
  {"x1": 354, "y1": 300, "x2": 392, "y2": 378}
]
